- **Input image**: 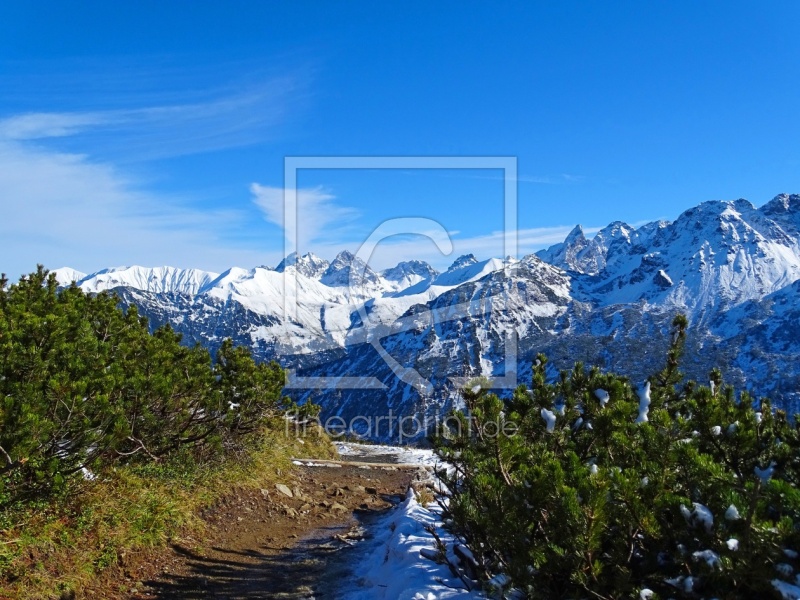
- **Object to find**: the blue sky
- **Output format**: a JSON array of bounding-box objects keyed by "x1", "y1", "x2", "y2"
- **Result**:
[{"x1": 1, "y1": 1, "x2": 799, "y2": 279}]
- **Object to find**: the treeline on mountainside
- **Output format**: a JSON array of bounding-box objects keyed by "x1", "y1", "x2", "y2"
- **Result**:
[
  {"x1": 0, "y1": 266, "x2": 312, "y2": 507},
  {"x1": 436, "y1": 315, "x2": 800, "y2": 599}
]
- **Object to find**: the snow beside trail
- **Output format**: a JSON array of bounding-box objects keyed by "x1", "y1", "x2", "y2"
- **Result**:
[
  {"x1": 335, "y1": 442, "x2": 483, "y2": 599},
  {"x1": 291, "y1": 460, "x2": 342, "y2": 468},
  {"x1": 341, "y1": 489, "x2": 482, "y2": 599},
  {"x1": 334, "y1": 441, "x2": 440, "y2": 467}
]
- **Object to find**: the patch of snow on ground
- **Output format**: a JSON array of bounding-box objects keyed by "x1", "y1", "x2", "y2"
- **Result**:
[
  {"x1": 334, "y1": 441, "x2": 440, "y2": 467},
  {"x1": 333, "y1": 446, "x2": 484, "y2": 599}
]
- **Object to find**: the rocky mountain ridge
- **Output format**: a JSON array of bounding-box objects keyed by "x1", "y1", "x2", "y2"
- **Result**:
[{"x1": 53, "y1": 194, "x2": 800, "y2": 438}]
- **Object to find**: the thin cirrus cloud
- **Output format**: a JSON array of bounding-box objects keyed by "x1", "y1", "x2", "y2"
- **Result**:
[
  {"x1": 0, "y1": 77, "x2": 305, "y2": 280},
  {"x1": 0, "y1": 76, "x2": 301, "y2": 161},
  {"x1": 0, "y1": 112, "x2": 113, "y2": 140},
  {"x1": 250, "y1": 183, "x2": 361, "y2": 250},
  {"x1": 0, "y1": 69, "x2": 589, "y2": 279},
  {"x1": 0, "y1": 138, "x2": 277, "y2": 280}
]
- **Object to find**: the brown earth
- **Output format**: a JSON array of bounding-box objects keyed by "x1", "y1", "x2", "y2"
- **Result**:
[{"x1": 119, "y1": 461, "x2": 418, "y2": 599}]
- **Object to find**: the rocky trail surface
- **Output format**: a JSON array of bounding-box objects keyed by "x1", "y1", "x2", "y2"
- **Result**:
[{"x1": 130, "y1": 445, "x2": 434, "y2": 599}]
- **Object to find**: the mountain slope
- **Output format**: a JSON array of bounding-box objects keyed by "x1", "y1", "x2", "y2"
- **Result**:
[{"x1": 56, "y1": 193, "x2": 800, "y2": 438}]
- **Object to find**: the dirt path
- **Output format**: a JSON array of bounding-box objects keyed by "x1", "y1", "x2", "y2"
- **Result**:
[{"x1": 130, "y1": 460, "x2": 417, "y2": 599}]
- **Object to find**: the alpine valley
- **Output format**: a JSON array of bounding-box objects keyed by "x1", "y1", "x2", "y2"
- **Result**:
[{"x1": 54, "y1": 194, "x2": 800, "y2": 439}]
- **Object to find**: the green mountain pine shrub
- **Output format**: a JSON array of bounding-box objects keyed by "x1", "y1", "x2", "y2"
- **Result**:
[
  {"x1": 435, "y1": 315, "x2": 800, "y2": 599},
  {"x1": 0, "y1": 267, "x2": 292, "y2": 506}
]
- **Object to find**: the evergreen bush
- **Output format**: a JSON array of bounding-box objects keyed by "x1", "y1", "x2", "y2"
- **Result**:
[
  {"x1": 436, "y1": 316, "x2": 800, "y2": 599},
  {"x1": 0, "y1": 267, "x2": 291, "y2": 506}
]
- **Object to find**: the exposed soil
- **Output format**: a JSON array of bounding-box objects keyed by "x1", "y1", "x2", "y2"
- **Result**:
[{"x1": 123, "y1": 461, "x2": 417, "y2": 599}]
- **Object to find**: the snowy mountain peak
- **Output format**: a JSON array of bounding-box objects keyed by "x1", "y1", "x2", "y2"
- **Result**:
[
  {"x1": 52, "y1": 267, "x2": 88, "y2": 287},
  {"x1": 537, "y1": 224, "x2": 599, "y2": 274},
  {"x1": 583, "y1": 196, "x2": 800, "y2": 313},
  {"x1": 761, "y1": 194, "x2": 800, "y2": 237},
  {"x1": 56, "y1": 192, "x2": 800, "y2": 436},
  {"x1": 433, "y1": 256, "x2": 504, "y2": 287},
  {"x1": 382, "y1": 260, "x2": 437, "y2": 283},
  {"x1": 320, "y1": 250, "x2": 380, "y2": 288},
  {"x1": 565, "y1": 224, "x2": 586, "y2": 243},
  {"x1": 684, "y1": 198, "x2": 754, "y2": 222},
  {"x1": 331, "y1": 249, "x2": 356, "y2": 264},
  {"x1": 447, "y1": 254, "x2": 478, "y2": 272},
  {"x1": 275, "y1": 252, "x2": 330, "y2": 279},
  {"x1": 597, "y1": 221, "x2": 635, "y2": 240},
  {"x1": 66, "y1": 265, "x2": 219, "y2": 295},
  {"x1": 763, "y1": 193, "x2": 800, "y2": 214}
]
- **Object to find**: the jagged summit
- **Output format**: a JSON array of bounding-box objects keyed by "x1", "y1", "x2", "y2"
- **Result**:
[
  {"x1": 762, "y1": 193, "x2": 800, "y2": 213},
  {"x1": 760, "y1": 194, "x2": 800, "y2": 237},
  {"x1": 275, "y1": 252, "x2": 330, "y2": 279},
  {"x1": 537, "y1": 222, "x2": 635, "y2": 275},
  {"x1": 382, "y1": 260, "x2": 437, "y2": 283},
  {"x1": 564, "y1": 224, "x2": 586, "y2": 242},
  {"x1": 446, "y1": 253, "x2": 479, "y2": 271},
  {"x1": 537, "y1": 225, "x2": 590, "y2": 273},
  {"x1": 320, "y1": 250, "x2": 380, "y2": 288}
]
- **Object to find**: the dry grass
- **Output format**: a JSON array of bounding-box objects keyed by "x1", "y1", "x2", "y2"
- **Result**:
[{"x1": 415, "y1": 486, "x2": 436, "y2": 507}]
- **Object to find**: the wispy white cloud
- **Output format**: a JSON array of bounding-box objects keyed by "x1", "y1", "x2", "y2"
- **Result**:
[
  {"x1": 0, "y1": 112, "x2": 113, "y2": 140},
  {"x1": 250, "y1": 184, "x2": 360, "y2": 249},
  {"x1": 516, "y1": 173, "x2": 585, "y2": 185},
  {"x1": 0, "y1": 66, "x2": 599, "y2": 280},
  {"x1": 0, "y1": 139, "x2": 279, "y2": 280},
  {"x1": 0, "y1": 72, "x2": 309, "y2": 279},
  {"x1": 0, "y1": 76, "x2": 302, "y2": 160}
]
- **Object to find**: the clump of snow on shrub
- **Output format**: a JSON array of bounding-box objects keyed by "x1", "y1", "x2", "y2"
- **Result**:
[
  {"x1": 681, "y1": 502, "x2": 714, "y2": 532},
  {"x1": 636, "y1": 381, "x2": 651, "y2": 424},
  {"x1": 541, "y1": 408, "x2": 556, "y2": 432},
  {"x1": 693, "y1": 549, "x2": 721, "y2": 569},
  {"x1": 594, "y1": 388, "x2": 610, "y2": 408},
  {"x1": 755, "y1": 461, "x2": 776, "y2": 483},
  {"x1": 725, "y1": 504, "x2": 741, "y2": 521}
]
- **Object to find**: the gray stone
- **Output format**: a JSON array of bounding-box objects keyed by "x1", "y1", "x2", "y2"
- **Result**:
[{"x1": 275, "y1": 483, "x2": 294, "y2": 498}]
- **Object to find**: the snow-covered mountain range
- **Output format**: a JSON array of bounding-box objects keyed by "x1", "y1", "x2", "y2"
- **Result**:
[{"x1": 54, "y1": 194, "x2": 800, "y2": 438}]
